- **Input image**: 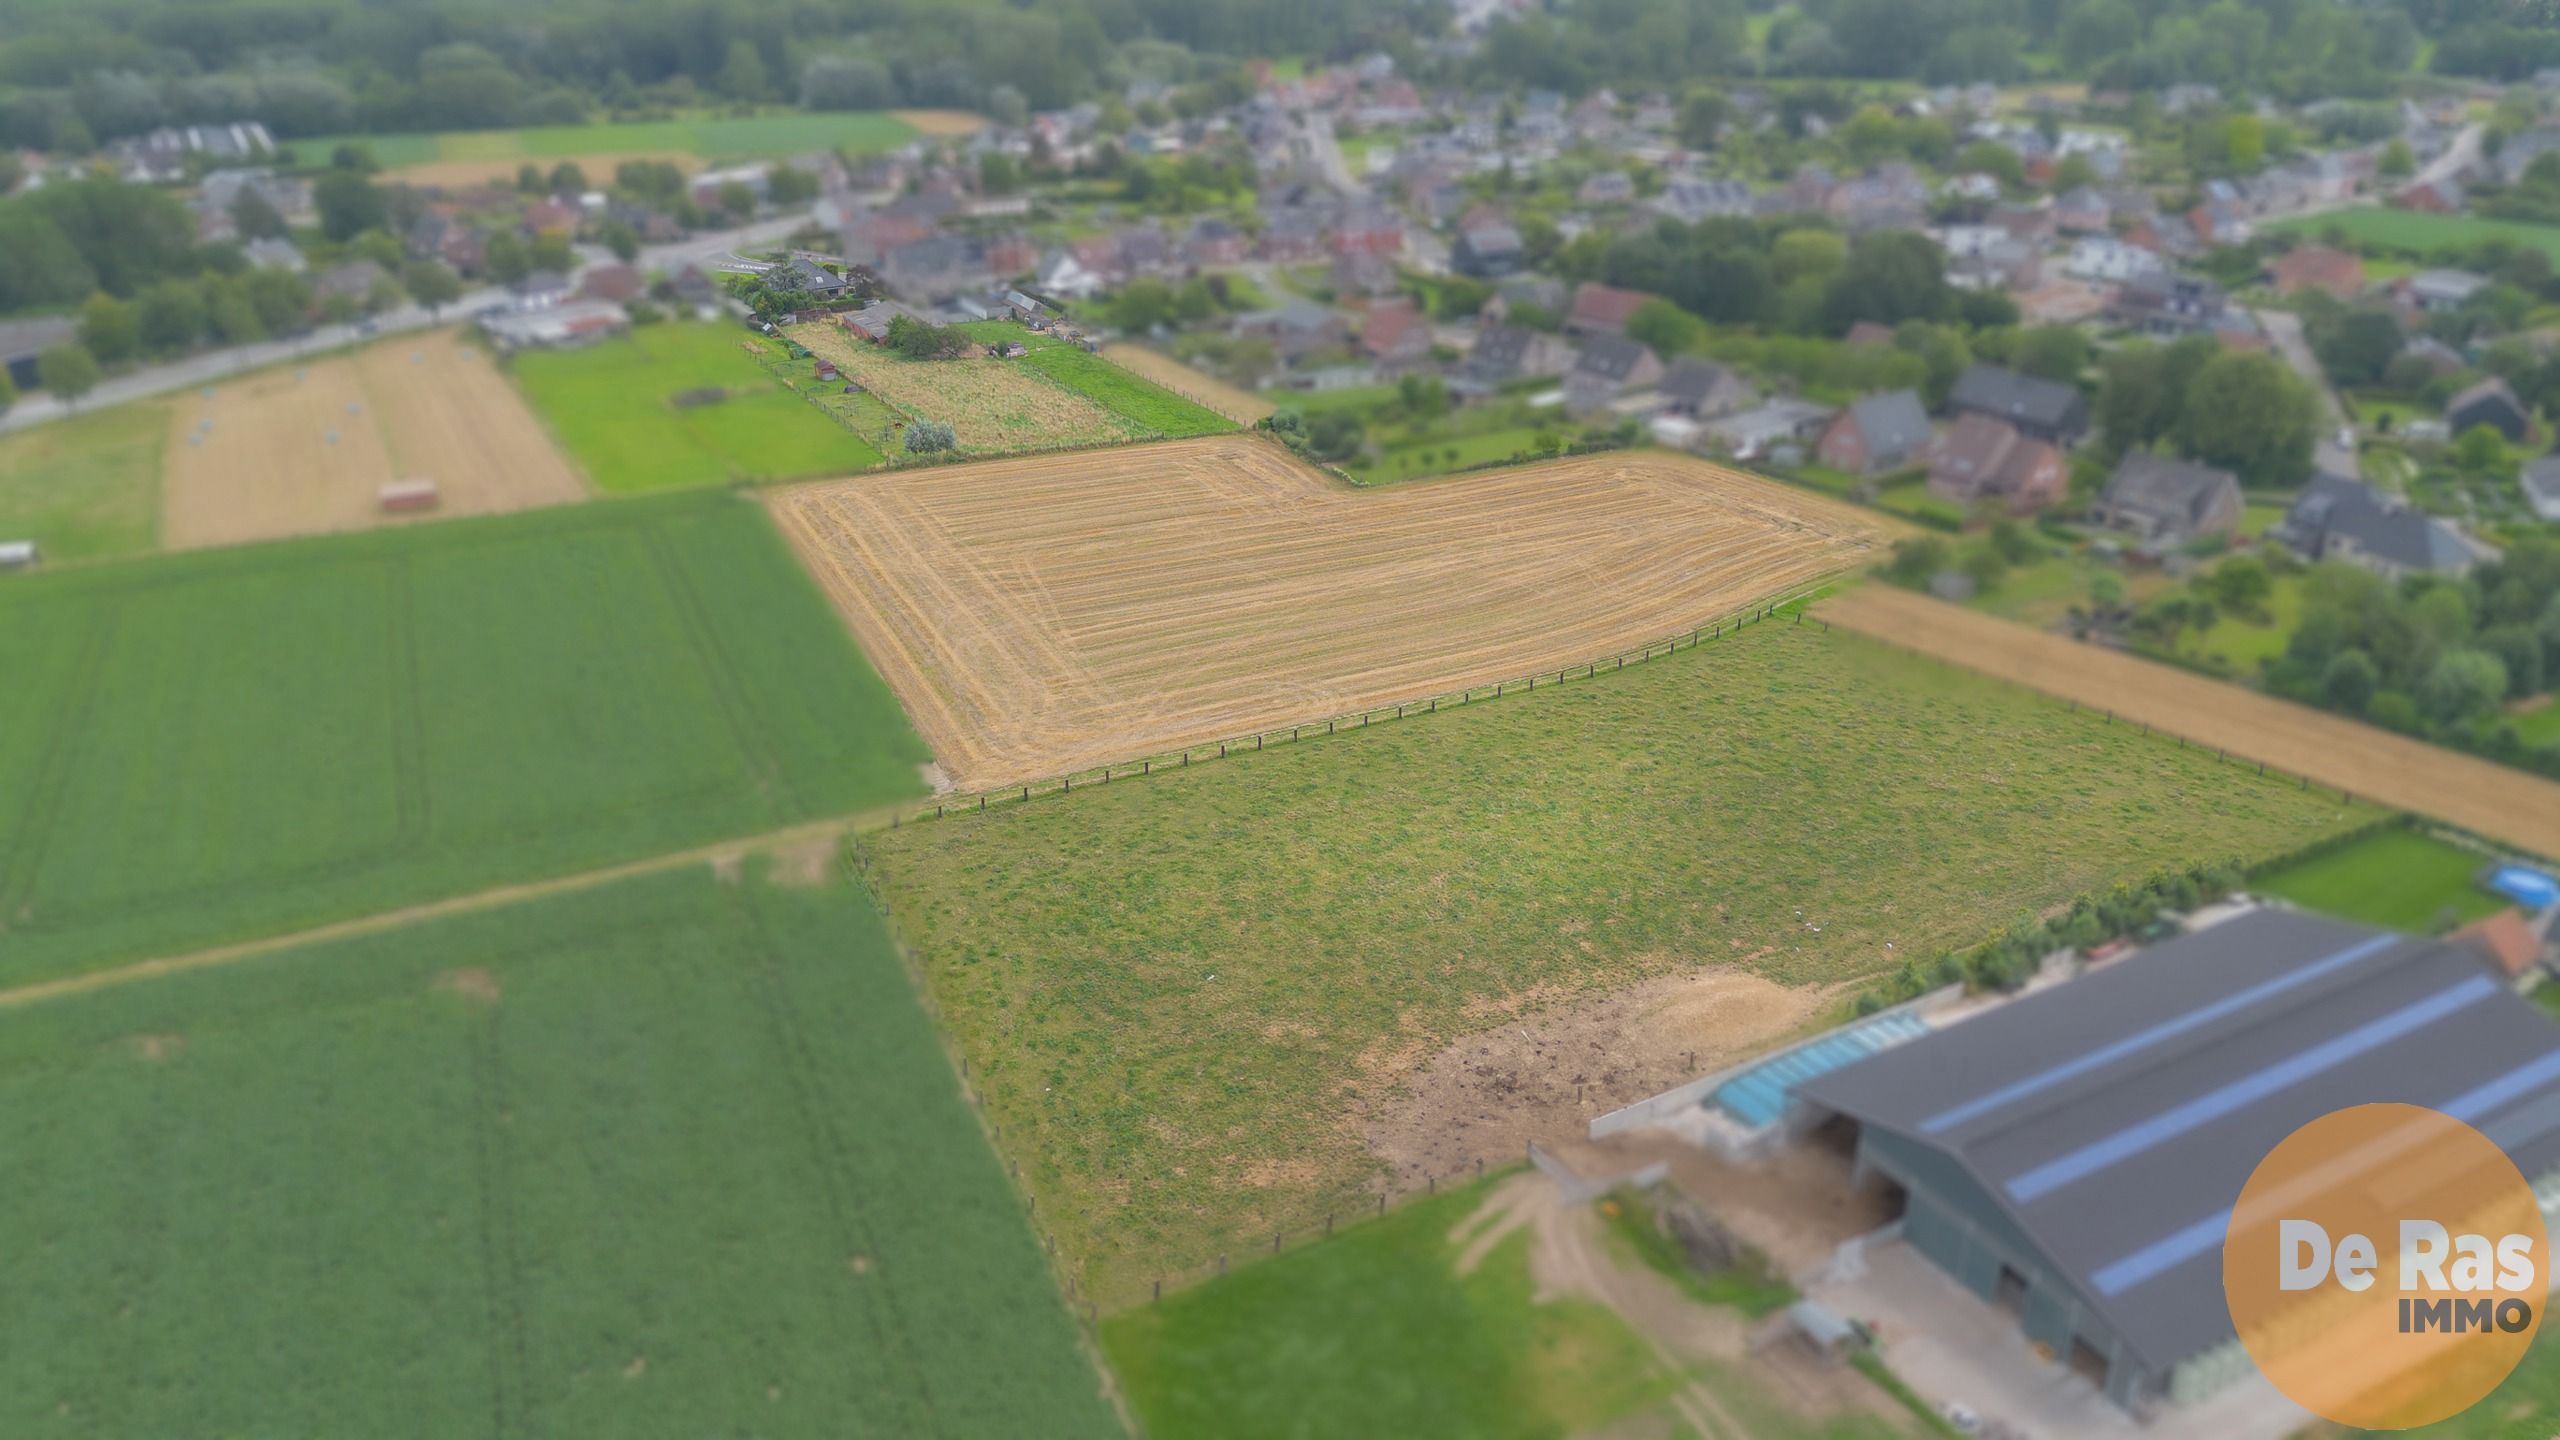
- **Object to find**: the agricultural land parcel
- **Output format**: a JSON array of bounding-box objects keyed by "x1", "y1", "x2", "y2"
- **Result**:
[
  {"x1": 771, "y1": 435, "x2": 1893, "y2": 789},
  {"x1": 789, "y1": 322, "x2": 1231, "y2": 454},
  {"x1": 164, "y1": 327, "x2": 587, "y2": 549},
  {"x1": 284, "y1": 109, "x2": 924, "y2": 180},
  {"x1": 0, "y1": 405, "x2": 166, "y2": 564},
  {"x1": 2262, "y1": 206, "x2": 2560, "y2": 265},
  {"x1": 859, "y1": 618, "x2": 2373, "y2": 1304},
  {"x1": 1098, "y1": 343, "x2": 1276, "y2": 425},
  {"x1": 1818, "y1": 584, "x2": 2560, "y2": 859},
  {"x1": 0, "y1": 490, "x2": 928, "y2": 990},
  {"x1": 511, "y1": 322, "x2": 881, "y2": 492},
  {"x1": 0, "y1": 866, "x2": 1118, "y2": 1439}
]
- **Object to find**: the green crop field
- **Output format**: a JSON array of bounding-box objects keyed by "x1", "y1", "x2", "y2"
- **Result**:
[
  {"x1": 1018, "y1": 344, "x2": 1237, "y2": 438},
  {"x1": 861, "y1": 620, "x2": 2373, "y2": 1302},
  {"x1": 2264, "y1": 207, "x2": 2560, "y2": 266},
  {"x1": 511, "y1": 323, "x2": 880, "y2": 492},
  {"x1": 0, "y1": 405, "x2": 166, "y2": 564},
  {"x1": 288, "y1": 111, "x2": 918, "y2": 169},
  {"x1": 0, "y1": 491, "x2": 928, "y2": 989},
  {"x1": 2253, "y1": 825, "x2": 2504, "y2": 932},
  {"x1": 0, "y1": 866, "x2": 1118, "y2": 1439}
]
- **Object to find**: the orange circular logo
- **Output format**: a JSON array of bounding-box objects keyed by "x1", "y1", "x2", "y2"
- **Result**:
[{"x1": 2224, "y1": 1104, "x2": 2545, "y2": 1430}]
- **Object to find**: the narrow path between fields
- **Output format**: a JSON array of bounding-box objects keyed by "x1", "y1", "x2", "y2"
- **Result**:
[
  {"x1": 0, "y1": 808, "x2": 896, "y2": 1012},
  {"x1": 1819, "y1": 585, "x2": 2560, "y2": 859}
]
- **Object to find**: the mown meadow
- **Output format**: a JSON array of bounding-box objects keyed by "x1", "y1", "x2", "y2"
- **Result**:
[
  {"x1": 511, "y1": 322, "x2": 882, "y2": 492},
  {"x1": 0, "y1": 866, "x2": 1118, "y2": 1439},
  {"x1": 0, "y1": 490, "x2": 928, "y2": 988},
  {"x1": 861, "y1": 620, "x2": 2377, "y2": 1303}
]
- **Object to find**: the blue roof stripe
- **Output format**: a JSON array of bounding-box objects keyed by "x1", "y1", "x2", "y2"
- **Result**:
[
  {"x1": 1918, "y1": 934, "x2": 2402, "y2": 1136},
  {"x1": 2003, "y1": 975, "x2": 2499, "y2": 1203},
  {"x1": 2086, "y1": 1045, "x2": 2560, "y2": 1299}
]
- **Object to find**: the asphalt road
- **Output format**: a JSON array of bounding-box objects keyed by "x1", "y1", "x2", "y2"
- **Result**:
[{"x1": 2250, "y1": 305, "x2": 2358, "y2": 477}]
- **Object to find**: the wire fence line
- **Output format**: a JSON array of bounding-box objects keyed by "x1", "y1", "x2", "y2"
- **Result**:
[{"x1": 881, "y1": 587, "x2": 1843, "y2": 834}]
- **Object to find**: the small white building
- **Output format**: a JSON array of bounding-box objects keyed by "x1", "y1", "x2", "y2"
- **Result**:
[
  {"x1": 2065, "y1": 236, "x2": 2163, "y2": 284},
  {"x1": 0, "y1": 539, "x2": 38, "y2": 571}
]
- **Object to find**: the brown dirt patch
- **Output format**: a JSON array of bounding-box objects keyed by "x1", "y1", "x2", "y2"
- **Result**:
[
  {"x1": 126, "y1": 1033, "x2": 186, "y2": 1063},
  {"x1": 434, "y1": 967, "x2": 503, "y2": 1005},
  {"x1": 1361, "y1": 967, "x2": 1834, "y2": 1186},
  {"x1": 893, "y1": 109, "x2": 988, "y2": 137},
  {"x1": 1820, "y1": 584, "x2": 2560, "y2": 859},
  {"x1": 768, "y1": 435, "x2": 1890, "y2": 790},
  {"x1": 384, "y1": 151, "x2": 703, "y2": 190},
  {"x1": 162, "y1": 328, "x2": 587, "y2": 550},
  {"x1": 1099, "y1": 344, "x2": 1275, "y2": 424},
  {"x1": 765, "y1": 833, "x2": 840, "y2": 887}
]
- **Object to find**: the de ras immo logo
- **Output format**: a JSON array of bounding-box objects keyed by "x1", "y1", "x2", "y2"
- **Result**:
[{"x1": 2223, "y1": 1104, "x2": 2548, "y2": 1429}]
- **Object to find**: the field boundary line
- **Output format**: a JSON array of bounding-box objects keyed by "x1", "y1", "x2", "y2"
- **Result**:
[
  {"x1": 1818, "y1": 585, "x2": 2560, "y2": 861},
  {"x1": 0, "y1": 808, "x2": 905, "y2": 1012}
]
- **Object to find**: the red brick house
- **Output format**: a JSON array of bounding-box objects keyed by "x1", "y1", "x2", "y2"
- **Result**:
[
  {"x1": 1926, "y1": 412, "x2": 2069, "y2": 514},
  {"x1": 1563, "y1": 282, "x2": 1654, "y2": 338},
  {"x1": 2266, "y1": 245, "x2": 2366, "y2": 299}
]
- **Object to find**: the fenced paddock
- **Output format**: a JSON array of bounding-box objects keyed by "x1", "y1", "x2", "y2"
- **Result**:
[{"x1": 769, "y1": 433, "x2": 1893, "y2": 791}]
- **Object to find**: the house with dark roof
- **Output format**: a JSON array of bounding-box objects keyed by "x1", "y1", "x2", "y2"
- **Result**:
[
  {"x1": 1563, "y1": 282, "x2": 1654, "y2": 338},
  {"x1": 1947, "y1": 363, "x2": 2089, "y2": 447},
  {"x1": 1926, "y1": 412, "x2": 2068, "y2": 514},
  {"x1": 1461, "y1": 323, "x2": 1575, "y2": 389},
  {"x1": 1563, "y1": 335, "x2": 1663, "y2": 416},
  {"x1": 2271, "y1": 472, "x2": 2489, "y2": 579},
  {"x1": 2089, "y1": 452, "x2": 2241, "y2": 546},
  {"x1": 0, "y1": 314, "x2": 76, "y2": 392},
  {"x1": 1653, "y1": 359, "x2": 1753, "y2": 420},
  {"x1": 2523, "y1": 453, "x2": 2560, "y2": 522},
  {"x1": 2107, "y1": 271, "x2": 2230, "y2": 338},
  {"x1": 1452, "y1": 218, "x2": 1525, "y2": 278},
  {"x1": 2446, "y1": 376, "x2": 2531, "y2": 444},
  {"x1": 1791, "y1": 909, "x2": 2560, "y2": 1416},
  {"x1": 1815, "y1": 389, "x2": 1933, "y2": 475}
]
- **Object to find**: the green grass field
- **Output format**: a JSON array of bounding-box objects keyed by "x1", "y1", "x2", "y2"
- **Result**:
[
  {"x1": 511, "y1": 323, "x2": 879, "y2": 491},
  {"x1": 0, "y1": 405, "x2": 165, "y2": 564},
  {"x1": 1104, "y1": 1175, "x2": 1917, "y2": 1440},
  {"x1": 861, "y1": 620, "x2": 2374, "y2": 1303},
  {"x1": 2511, "y1": 699, "x2": 2560, "y2": 748},
  {"x1": 1019, "y1": 343, "x2": 1236, "y2": 437},
  {"x1": 289, "y1": 111, "x2": 918, "y2": 169},
  {"x1": 0, "y1": 866, "x2": 1118, "y2": 1439},
  {"x1": 0, "y1": 491, "x2": 929, "y2": 988},
  {"x1": 2265, "y1": 208, "x2": 2560, "y2": 266},
  {"x1": 2253, "y1": 826, "x2": 2505, "y2": 932}
]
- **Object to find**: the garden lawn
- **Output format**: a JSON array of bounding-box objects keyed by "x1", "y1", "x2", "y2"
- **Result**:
[
  {"x1": 2179, "y1": 571, "x2": 2306, "y2": 676},
  {"x1": 0, "y1": 491, "x2": 930, "y2": 988},
  {"x1": 2253, "y1": 826, "x2": 2504, "y2": 933},
  {"x1": 861, "y1": 620, "x2": 2373, "y2": 1303},
  {"x1": 0, "y1": 867, "x2": 1116, "y2": 1440},
  {"x1": 0, "y1": 404, "x2": 164, "y2": 563},
  {"x1": 2264, "y1": 208, "x2": 2560, "y2": 267},
  {"x1": 2510, "y1": 698, "x2": 2560, "y2": 748},
  {"x1": 511, "y1": 323, "x2": 879, "y2": 491}
]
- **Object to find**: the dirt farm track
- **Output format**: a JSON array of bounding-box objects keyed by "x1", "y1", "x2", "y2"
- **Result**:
[
  {"x1": 769, "y1": 434, "x2": 1891, "y2": 790},
  {"x1": 1820, "y1": 585, "x2": 2560, "y2": 859},
  {"x1": 162, "y1": 328, "x2": 586, "y2": 550}
]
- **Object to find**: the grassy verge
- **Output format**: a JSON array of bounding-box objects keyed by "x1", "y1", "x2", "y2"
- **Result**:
[
  {"x1": 0, "y1": 490, "x2": 929, "y2": 988},
  {"x1": 2253, "y1": 826, "x2": 2505, "y2": 932},
  {"x1": 862, "y1": 620, "x2": 2375, "y2": 1302},
  {"x1": 0, "y1": 403, "x2": 165, "y2": 564},
  {"x1": 0, "y1": 866, "x2": 1117, "y2": 1438}
]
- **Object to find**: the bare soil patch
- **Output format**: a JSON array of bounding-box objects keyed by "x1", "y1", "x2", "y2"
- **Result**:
[
  {"x1": 1099, "y1": 344, "x2": 1276, "y2": 424},
  {"x1": 434, "y1": 967, "x2": 503, "y2": 1004},
  {"x1": 892, "y1": 109, "x2": 988, "y2": 136},
  {"x1": 162, "y1": 328, "x2": 586, "y2": 550},
  {"x1": 1362, "y1": 968, "x2": 1833, "y2": 1187},
  {"x1": 769, "y1": 434, "x2": 1889, "y2": 789},
  {"x1": 385, "y1": 151, "x2": 701, "y2": 189},
  {"x1": 1821, "y1": 585, "x2": 2560, "y2": 859}
]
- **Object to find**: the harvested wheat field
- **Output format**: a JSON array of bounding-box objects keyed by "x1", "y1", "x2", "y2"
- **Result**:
[
  {"x1": 163, "y1": 328, "x2": 587, "y2": 549},
  {"x1": 1821, "y1": 584, "x2": 2560, "y2": 858},
  {"x1": 770, "y1": 433, "x2": 1891, "y2": 789},
  {"x1": 1100, "y1": 343, "x2": 1275, "y2": 424},
  {"x1": 384, "y1": 149, "x2": 700, "y2": 189},
  {"x1": 792, "y1": 322, "x2": 1130, "y2": 451}
]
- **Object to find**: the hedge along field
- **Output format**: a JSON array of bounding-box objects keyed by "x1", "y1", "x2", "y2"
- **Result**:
[
  {"x1": 511, "y1": 322, "x2": 882, "y2": 492},
  {"x1": 0, "y1": 490, "x2": 929, "y2": 989},
  {"x1": 859, "y1": 620, "x2": 2374, "y2": 1304},
  {"x1": 0, "y1": 866, "x2": 1120, "y2": 1439}
]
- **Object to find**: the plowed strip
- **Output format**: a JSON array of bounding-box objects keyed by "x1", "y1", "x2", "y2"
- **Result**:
[
  {"x1": 768, "y1": 434, "x2": 1891, "y2": 789},
  {"x1": 1819, "y1": 585, "x2": 2560, "y2": 859}
]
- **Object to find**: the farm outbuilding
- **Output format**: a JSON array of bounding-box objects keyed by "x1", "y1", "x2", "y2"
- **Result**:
[
  {"x1": 0, "y1": 539, "x2": 39, "y2": 571},
  {"x1": 1790, "y1": 909, "x2": 2560, "y2": 1418}
]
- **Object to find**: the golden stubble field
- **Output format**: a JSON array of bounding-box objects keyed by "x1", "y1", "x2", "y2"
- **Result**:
[
  {"x1": 770, "y1": 434, "x2": 1894, "y2": 789},
  {"x1": 162, "y1": 328, "x2": 587, "y2": 550}
]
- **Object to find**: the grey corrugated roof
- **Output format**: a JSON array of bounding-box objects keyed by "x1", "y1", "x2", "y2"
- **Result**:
[{"x1": 1797, "y1": 909, "x2": 2560, "y2": 1378}]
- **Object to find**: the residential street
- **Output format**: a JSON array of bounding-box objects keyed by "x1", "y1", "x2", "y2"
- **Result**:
[
  {"x1": 0, "y1": 213, "x2": 813, "y2": 436},
  {"x1": 2250, "y1": 305, "x2": 2357, "y2": 477}
]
